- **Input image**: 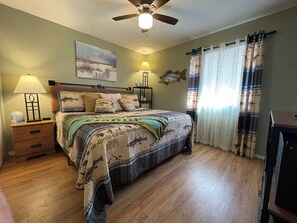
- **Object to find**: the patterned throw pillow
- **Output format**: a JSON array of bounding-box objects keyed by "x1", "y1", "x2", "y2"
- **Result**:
[
  {"x1": 83, "y1": 93, "x2": 101, "y2": 112},
  {"x1": 58, "y1": 91, "x2": 85, "y2": 112},
  {"x1": 99, "y1": 93, "x2": 122, "y2": 111},
  {"x1": 94, "y1": 99, "x2": 115, "y2": 113},
  {"x1": 121, "y1": 94, "x2": 140, "y2": 108},
  {"x1": 118, "y1": 99, "x2": 136, "y2": 111}
]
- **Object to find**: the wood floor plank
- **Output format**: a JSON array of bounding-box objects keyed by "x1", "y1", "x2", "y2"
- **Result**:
[{"x1": 0, "y1": 143, "x2": 263, "y2": 223}]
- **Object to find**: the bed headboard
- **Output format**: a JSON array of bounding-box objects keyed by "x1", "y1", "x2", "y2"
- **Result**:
[{"x1": 48, "y1": 80, "x2": 132, "y2": 112}]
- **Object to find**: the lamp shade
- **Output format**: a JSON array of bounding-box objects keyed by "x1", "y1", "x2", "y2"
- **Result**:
[
  {"x1": 14, "y1": 74, "x2": 46, "y2": 94},
  {"x1": 139, "y1": 61, "x2": 151, "y2": 72},
  {"x1": 139, "y1": 13, "x2": 153, "y2": 30}
]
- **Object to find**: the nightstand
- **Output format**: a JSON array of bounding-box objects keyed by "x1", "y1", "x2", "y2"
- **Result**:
[
  {"x1": 133, "y1": 86, "x2": 153, "y2": 108},
  {"x1": 11, "y1": 120, "x2": 55, "y2": 161}
]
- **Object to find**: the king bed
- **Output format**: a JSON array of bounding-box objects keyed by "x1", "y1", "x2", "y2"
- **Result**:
[{"x1": 49, "y1": 80, "x2": 193, "y2": 223}]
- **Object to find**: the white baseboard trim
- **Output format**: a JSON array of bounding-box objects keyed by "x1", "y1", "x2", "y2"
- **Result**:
[
  {"x1": 254, "y1": 154, "x2": 265, "y2": 160},
  {"x1": 8, "y1": 151, "x2": 15, "y2": 156}
]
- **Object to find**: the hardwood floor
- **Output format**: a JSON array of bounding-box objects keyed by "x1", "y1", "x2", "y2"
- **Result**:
[{"x1": 0, "y1": 144, "x2": 263, "y2": 223}]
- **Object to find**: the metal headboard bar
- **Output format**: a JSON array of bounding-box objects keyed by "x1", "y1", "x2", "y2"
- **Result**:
[
  {"x1": 48, "y1": 80, "x2": 131, "y2": 91},
  {"x1": 101, "y1": 86, "x2": 132, "y2": 91},
  {"x1": 48, "y1": 80, "x2": 98, "y2": 88}
]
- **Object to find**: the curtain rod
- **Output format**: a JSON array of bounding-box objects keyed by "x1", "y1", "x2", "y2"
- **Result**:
[{"x1": 186, "y1": 30, "x2": 277, "y2": 55}]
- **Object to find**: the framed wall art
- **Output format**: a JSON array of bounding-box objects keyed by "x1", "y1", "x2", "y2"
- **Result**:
[{"x1": 75, "y1": 41, "x2": 117, "y2": 82}]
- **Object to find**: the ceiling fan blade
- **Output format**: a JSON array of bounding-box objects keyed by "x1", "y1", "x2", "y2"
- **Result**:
[
  {"x1": 128, "y1": 0, "x2": 141, "y2": 7},
  {"x1": 153, "y1": 13, "x2": 178, "y2": 25},
  {"x1": 151, "y1": 0, "x2": 170, "y2": 9},
  {"x1": 113, "y1": 14, "x2": 139, "y2": 21}
]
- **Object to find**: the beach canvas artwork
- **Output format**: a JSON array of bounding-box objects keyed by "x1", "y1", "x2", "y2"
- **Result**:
[{"x1": 75, "y1": 41, "x2": 117, "y2": 81}]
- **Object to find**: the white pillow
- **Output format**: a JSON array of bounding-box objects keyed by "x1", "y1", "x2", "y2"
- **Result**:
[{"x1": 99, "y1": 93, "x2": 122, "y2": 111}]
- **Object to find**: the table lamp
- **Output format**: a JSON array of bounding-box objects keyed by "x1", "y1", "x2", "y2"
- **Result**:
[{"x1": 13, "y1": 74, "x2": 46, "y2": 122}]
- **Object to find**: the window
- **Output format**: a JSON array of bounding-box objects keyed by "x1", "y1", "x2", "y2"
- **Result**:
[{"x1": 196, "y1": 41, "x2": 246, "y2": 151}]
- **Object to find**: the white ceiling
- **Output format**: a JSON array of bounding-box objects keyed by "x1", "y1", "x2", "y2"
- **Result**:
[{"x1": 1, "y1": 0, "x2": 297, "y2": 54}]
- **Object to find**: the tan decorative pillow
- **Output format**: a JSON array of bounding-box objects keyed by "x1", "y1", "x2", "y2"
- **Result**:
[
  {"x1": 118, "y1": 99, "x2": 136, "y2": 111},
  {"x1": 58, "y1": 91, "x2": 84, "y2": 112},
  {"x1": 83, "y1": 93, "x2": 101, "y2": 112},
  {"x1": 121, "y1": 94, "x2": 140, "y2": 108},
  {"x1": 94, "y1": 99, "x2": 115, "y2": 113},
  {"x1": 99, "y1": 93, "x2": 122, "y2": 111}
]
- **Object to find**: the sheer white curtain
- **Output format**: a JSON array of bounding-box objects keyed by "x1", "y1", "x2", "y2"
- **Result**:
[{"x1": 196, "y1": 40, "x2": 246, "y2": 151}]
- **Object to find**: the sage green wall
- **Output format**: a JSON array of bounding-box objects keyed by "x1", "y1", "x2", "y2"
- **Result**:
[
  {"x1": 0, "y1": 68, "x2": 6, "y2": 166},
  {"x1": 147, "y1": 6, "x2": 297, "y2": 156},
  {"x1": 0, "y1": 4, "x2": 145, "y2": 153}
]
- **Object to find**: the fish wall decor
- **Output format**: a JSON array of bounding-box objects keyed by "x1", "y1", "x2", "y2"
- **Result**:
[{"x1": 159, "y1": 69, "x2": 187, "y2": 85}]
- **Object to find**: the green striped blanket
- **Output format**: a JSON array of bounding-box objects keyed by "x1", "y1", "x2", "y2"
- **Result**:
[{"x1": 66, "y1": 115, "x2": 169, "y2": 147}]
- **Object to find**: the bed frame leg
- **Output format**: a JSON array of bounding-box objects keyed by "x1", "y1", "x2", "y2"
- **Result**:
[{"x1": 183, "y1": 147, "x2": 192, "y2": 155}]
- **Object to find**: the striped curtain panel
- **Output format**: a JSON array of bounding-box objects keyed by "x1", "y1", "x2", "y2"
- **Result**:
[
  {"x1": 186, "y1": 49, "x2": 202, "y2": 124},
  {"x1": 234, "y1": 32, "x2": 265, "y2": 158}
]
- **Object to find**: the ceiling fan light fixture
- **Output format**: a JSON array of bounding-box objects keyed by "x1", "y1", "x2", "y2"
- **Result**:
[{"x1": 139, "y1": 13, "x2": 153, "y2": 29}]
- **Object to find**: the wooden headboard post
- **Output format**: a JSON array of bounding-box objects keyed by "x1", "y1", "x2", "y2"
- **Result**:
[{"x1": 48, "y1": 80, "x2": 132, "y2": 112}]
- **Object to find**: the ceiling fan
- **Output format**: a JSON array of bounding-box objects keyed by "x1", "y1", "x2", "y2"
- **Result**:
[{"x1": 112, "y1": 0, "x2": 178, "y2": 32}]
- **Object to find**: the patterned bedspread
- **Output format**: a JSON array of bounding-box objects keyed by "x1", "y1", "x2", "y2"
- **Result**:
[
  {"x1": 66, "y1": 114, "x2": 169, "y2": 147},
  {"x1": 55, "y1": 109, "x2": 193, "y2": 223}
]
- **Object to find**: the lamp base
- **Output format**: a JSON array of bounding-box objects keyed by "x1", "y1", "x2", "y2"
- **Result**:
[
  {"x1": 142, "y1": 71, "x2": 149, "y2": 87},
  {"x1": 24, "y1": 93, "x2": 42, "y2": 122}
]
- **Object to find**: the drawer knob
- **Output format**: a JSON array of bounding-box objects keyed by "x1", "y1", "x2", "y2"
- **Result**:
[
  {"x1": 31, "y1": 143, "x2": 42, "y2": 148},
  {"x1": 30, "y1": 130, "x2": 41, "y2": 134}
]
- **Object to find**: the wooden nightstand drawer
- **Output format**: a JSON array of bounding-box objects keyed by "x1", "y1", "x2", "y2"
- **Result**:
[
  {"x1": 12, "y1": 123, "x2": 53, "y2": 142},
  {"x1": 11, "y1": 120, "x2": 55, "y2": 161},
  {"x1": 14, "y1": 136, "x2": 54, "y2": 156}
]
